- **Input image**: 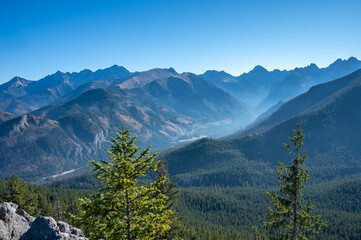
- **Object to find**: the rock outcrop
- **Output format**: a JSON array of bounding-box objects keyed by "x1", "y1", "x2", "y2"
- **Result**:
[
  {"x1": 0, "y1": 202, "x2": 87, "y2": 240},
  {"x1": 0, "y1": 202, "x2": 31, "y2": 240}
]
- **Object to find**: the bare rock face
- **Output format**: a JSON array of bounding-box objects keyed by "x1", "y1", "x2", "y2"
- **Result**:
[
  {"x1": 0, "y1": 202, "x2": 87, "y2": 240},
  {"x1": 19, "y1": 217, "x2": 60, "y2": 240},
  {"x1": 0, "y1": 202, "x2": 32, "y2": 240},
  {"x1": 20, "y1": 216, "x2": 87, "y2": 240}
]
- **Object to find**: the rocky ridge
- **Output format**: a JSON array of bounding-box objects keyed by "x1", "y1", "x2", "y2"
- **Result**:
[{"x1": 0, "y1": 202, "x2": 87, "y2": 240}]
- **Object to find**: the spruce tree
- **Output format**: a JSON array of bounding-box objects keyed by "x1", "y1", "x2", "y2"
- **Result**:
[
  {"x1": 36, "y1": 193, "x2": 52, "y2": 216},
  {"x1": 53, "y1": 196, "x2": 63, "y2": 221},
  {"x1": 154, "y1": 160, "x2": 184, "y2": 239},
  {"x1": 1, "y1": 174, "x2": 37, "y2": 215},
  {"x1": 72, "y1": 128, "x2": 174, "y2": 240},
  {"x1": 254, "y1": 123, "x2": 326, "y2": 240}
]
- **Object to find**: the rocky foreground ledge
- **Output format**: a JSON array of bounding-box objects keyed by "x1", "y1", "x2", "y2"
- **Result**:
[{"x1": 0, "y1": 202, "x2": 88, "y2": 240}]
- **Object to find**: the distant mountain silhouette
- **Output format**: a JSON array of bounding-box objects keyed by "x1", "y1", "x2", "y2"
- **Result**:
[
  {"x1": 0, "y1": 65, "x2": 131, "y2": 110},
  {"x1": 0, "y1": 98, "x2": 36, "y2": 115},
  {"x1": 141, "y1": 73, "x2": 248, "y2": 121},
  {"x1": 55, "y1": 68, "x2": 178, "y2": 103},
  {"x1": 254, "y1": 100, "x2": 284, "y2": 123},
  {"x1": 201, "y1": 57, "x2": 361, "y2": 116},
  {"x1": 117, "y1": 68, "x2": 178, "y2": 89},
  {"x1": 258, "y1": 57, "x2": 361, "y2": 112},
  {"x1": 235, "y1": 69, "x2": 361, "y2": 137},
  {"x1": 161, "y1": 69, "x2": 361, "y2": 187},
  {"x1": 201, "y1": 66, "x2": 290, "y2": 110}
]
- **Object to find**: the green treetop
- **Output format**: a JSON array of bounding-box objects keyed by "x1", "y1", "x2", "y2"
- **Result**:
[
  {"x1": 254, "y1": 123, "x2": 326, "y2": 240},
  {"x1": 72, "y1": 127, "x2": 174, "y2": 240},
  {"x1": 0, "y1": 174, "x2": 38, "y2": 216}
]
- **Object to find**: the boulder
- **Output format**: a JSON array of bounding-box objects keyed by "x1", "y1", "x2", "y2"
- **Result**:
[
  {"x1": 19, "y1": 216, "x2": 61, "y2": 240},
  {"x1": 20, "y1": 216, "x2": 87, "y2": 240},
  {"x1": 0, "y1": 202, "x2": 32, "y2": 240},
  {"x1": 57, "y1": 221, "x2": 85, "y2": 237},
  {"x1": 0, "y1": 202, "x2": 87, "y2": 240},
  {"x1": 16, "y1": 209, "x2": 35, "y2": 224}
]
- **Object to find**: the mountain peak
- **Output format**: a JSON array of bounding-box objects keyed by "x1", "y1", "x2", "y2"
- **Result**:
[
  {"x1": 328, "y1": 57, "x2": 360, "y2": 69},
  {"x1": 1, "y1": 77, "x2": 31, "y2": 90},
  {"x1": 168, "y1": 67, "x2": 177, "y2": 74},
  {"x1": 347, "y1": 56, "x2": 359, "y2": 63},
  {"x1": 109, "y1": 64, "x2": 121, "y2": 68},
  {"x1": 296, "y1": 63, "x2": 318, "y2": 71},
  {"x1": 54, "y1": 70, "x2": 65, "y2": 75},
  {"x1": 8, "y1": 76, "x2": 28, "y2": 84},
  {"x1": 309, "y1": 63, "x2": 319, "y2": 68},
  {"x1": 95, "y1": 65, "x2": 130, "y2": 74},
  {"x1": 108, "y1": 64, "x2": 127, "y2": 71},
  {"x1": 202, "y1": 70, "x2": 233, "y2": 76},
  {"x1": 252, "y1": 65, "x2": 268, "y2": 72},
  {"x1": 332, "y1": 58, "x2": 343, "y2": 64}
]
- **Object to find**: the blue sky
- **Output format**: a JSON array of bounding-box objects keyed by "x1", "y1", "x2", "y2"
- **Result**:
[{"x1": 1, "y1": 0, "x2": 361, "y2": 83}]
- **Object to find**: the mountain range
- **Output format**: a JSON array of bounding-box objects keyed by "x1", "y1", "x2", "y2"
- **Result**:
[
  {"x1": 0, "y1": 68, "x2": 248, "y2": 180},
  {"x1": 160, "y1": 68, "x2": 361, "y2": 187},
  {"x1": 0, "y1": 57, "x2": 360, "y2": 181},
  {"x1": 0, "y1": 65, "x2": 131, "y2": 113},
  {"x1": 201, "y1": 57, "x2": 361, "y2": 115}
]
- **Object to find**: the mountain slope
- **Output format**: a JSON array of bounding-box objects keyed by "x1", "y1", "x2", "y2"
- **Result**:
[
  {"x1": 259, "y1": 57, "x2": 361, "y2": 112},
  {"x1": 0, "y1": 69, "x2": 252, "y2": 181},
  {"x1": 0, "y1": 77, "x2": 32, "y2": 100},
  {"x1": 0, "y1": 114, "x2": 88, "y2": 180},
  {"x1": 236, "y1": 69, "x2": 361, "y2": 136},
  {"x1": 142, "y1": 73, "x2": 248, "y2": 120},
  {"x1": 0, "y1": 98, "x2": 36, "y2": 115},
  {"x1": 0, "y1": 65, "x2": 132, "y2": 110},
  {"x1": 161, "y1": 70, "x2": 361, "y2": 187},
  {"x1": 0, "y1": 111, "x2": 15, "y2": 124},
  {"x1": 201, "y1": 66, "x2": 290, "y2": 108},
  {"x1": 34, "y1": 87, "x2": 192, "y2": 148},
  {"x1": 55, "y1": 68, "x2": 178, "y2": 103},
  {"x1": 117, "y1": 68, "x2": 177, "y2": 89},
  {"x1": 0, "y1": 87, "x2": 194, "y2": 181}
]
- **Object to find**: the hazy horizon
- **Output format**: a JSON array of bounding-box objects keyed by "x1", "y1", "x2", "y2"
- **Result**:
[
  {"x1": 2, "y1": 56, "x2": 360, "y2": 83},
  {"x1": 1, "y1": 0, "x2": 361, "y2": 83}
]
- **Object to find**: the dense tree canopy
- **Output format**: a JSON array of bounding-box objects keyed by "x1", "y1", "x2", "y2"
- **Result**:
[{"x1": 71, "y1": 128, "x2": 175, "y2": 240}]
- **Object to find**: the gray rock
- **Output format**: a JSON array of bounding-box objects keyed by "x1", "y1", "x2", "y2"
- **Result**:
[
  {"x1": 20, "y1": 216, "x2": 87, "y2": 240},
  {"x1": 57, "y1": 221, "x2": 71, "y2": 234},
  {"x1": 0, "y1": 202, "x2": 32, "y2": 240},
  {"x1": 20, "y1": 216, "x2": 61, "y2": 240},
  {"x1": 69, "y1": 226, "x2": 85, "y2": 237},
  {"x1": 57, "y1": 221, "x2": 85, "y2": 237},
  {"x1": 0, "y1": 202, "x2": 87, "y2": 240},
  {"x1": 16, "y1": 209, "x2": 35, "y2": 224}
]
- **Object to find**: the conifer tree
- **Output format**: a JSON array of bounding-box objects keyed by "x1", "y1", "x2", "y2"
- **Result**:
[
  {"x1": 72, "y1": 128, "x2": 174, "y2": 240},
  {"x1": 53, "y1": 196, "x2": 64, "y2": 221},
  {"x1": 36, "y1": 193, "x2": 52, "y2": 216},
  {"x1": 254, "y1": 123, "x2": 326, "y2": 240},
  {"x1": 154, "y1": 160, "x2": 184, "y2": 239},
  {"x1": 1, "y1": 174, "x2": 37, "y2": 215}
]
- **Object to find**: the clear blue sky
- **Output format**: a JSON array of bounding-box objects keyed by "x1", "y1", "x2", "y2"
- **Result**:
[{"x1": 1, "y1": 0, "x2": 361, "y2": 83}]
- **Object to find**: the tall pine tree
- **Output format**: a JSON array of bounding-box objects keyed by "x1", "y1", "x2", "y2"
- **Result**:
[
  {"x1": 254, "y1": 123, "x2": 326, "y2": 240},
  {"x1": 72, "y1": 127, "x2": 174, "y2": 240},
  {"x1": 153, "y1": 160, "x2": 184, "y2": 239},
  {"x1": 0, "y1": 174, "x2": 38, "y2": 215}
]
